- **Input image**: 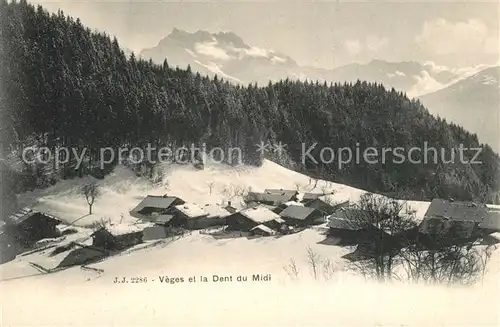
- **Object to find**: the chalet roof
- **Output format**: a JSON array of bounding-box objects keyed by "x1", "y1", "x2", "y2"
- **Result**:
[
  {"x1": 283, "y1": 201, "x2": 304, "y2": 207},
  {"x1": 92, "y1": 224, "x2": 146, "y2": 237},
  {"x1": 174, "y1": 204, "x2": 209, "y2": 219},
  {"x1": 246, "y1": 192, "x2": 295, "y2": 205},
  {"x1": 327, "y1": 217, "x2": 366, "y2": 231},
  {"x1": 203, "y1": 204, "x2": 232, "y2": 218},
  {"x1": 264, "y1": 189, "x2": 298, "y2": 197},
  {"x1": 279, "y1": 205, "x2": 317, "y2": 220},
  {"x1": 154, "y1": 214, "x2": 175, "y2": 225},
  {"x1": 130, "y1": 196, "x2": 181, "y2": 214},
  {"x1": 328, "y1": 208, "x2": 372, "y2": 222},
  {"x1": 7, "y1": 207, "x2": 60, "y2": 225},
  {"x1": 424, "y1": 199, "x2": 488, "y2": 222},
  {"x1": 273, "y1": 217, "x2": 286, "y2": 224},
  {"x1": 240, "y1": 206, "x2": 280, "y2": 223},
  {"x1": 302, "y1": 193, "x2": 323, "y2": 202},
  {"x1": 57, "y1": 247, "x2": 106, "y2": 268},
  {"x1": 251, "y1": 224, "x2": 276, "y2": 235},
  {"x1": 224, "y1": 205, "x2": 238, "y2": 214},
  {"x1": 246, "y1": 202, "x2": 278, "y2": 211}
]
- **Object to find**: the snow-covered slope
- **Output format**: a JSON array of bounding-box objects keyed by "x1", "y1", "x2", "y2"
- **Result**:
[{"x1": 15, "y1": 159, "x2": 430, "y2": 227}]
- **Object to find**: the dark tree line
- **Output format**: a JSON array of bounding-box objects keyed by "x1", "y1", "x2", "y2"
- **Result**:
[{"x1": 1, "y1": 0, "x2": 499, "y2": 206}]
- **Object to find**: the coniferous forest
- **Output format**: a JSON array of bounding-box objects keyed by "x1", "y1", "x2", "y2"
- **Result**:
[{"x1": 1, "y1": 0, "x2": 499, "y2": 204}]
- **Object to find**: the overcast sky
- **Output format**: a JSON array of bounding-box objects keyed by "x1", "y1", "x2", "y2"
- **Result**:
[{"x1": 30, "y1": 0, "x2": 499, "y2": 69}]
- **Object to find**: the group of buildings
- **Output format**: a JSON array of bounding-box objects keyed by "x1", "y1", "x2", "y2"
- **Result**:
[
  {"x1": 1, "y1": 189, "x2": 500, "y2": 269},
  {"x1": 326, "y1": 198, "x2": 500, "y2": 261},
  {"x1": 129, "y1": 189, "x2": 345, "y2": 239}
]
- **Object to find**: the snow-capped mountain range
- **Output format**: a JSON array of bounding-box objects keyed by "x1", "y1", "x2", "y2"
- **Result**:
[
  {"x1": 139, "y1": 28, "x2": 493, "y2": 97},
  {"x1": 419, "y1": 66, "x2": 499, "y2": 151}
]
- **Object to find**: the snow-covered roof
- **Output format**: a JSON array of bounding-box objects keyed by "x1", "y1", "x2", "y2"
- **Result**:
[
  {"x1": 284, "y1": 201, "x2": 304, "y2": 207},
  {"x1": 241, "y1": 206, "x2": 280, "y2": 223},
  {"x1": 202, "y1": 204, "x2": 232, "y2": 218},
  {"x1": 7, "y1": 207, "x2": 60, "y2": 225},
  {"x1": 174, "y1": 204, "x2": 208, "y2": 219},
  {"x1": 100, "y1": 223, "x2": 149, "y2": 236},
  {"x1": 301, "y1": 193, "x2": 323, "y2": 201},
  {"x1": 273, "y1": 217, "x2": 286, "y2": 224},
  {"x1": 130, "y1": 196, "x2": 182, "y2": 214},
  {"x1": 279, "y1": 205, "x2": 317, "y2": 220}
]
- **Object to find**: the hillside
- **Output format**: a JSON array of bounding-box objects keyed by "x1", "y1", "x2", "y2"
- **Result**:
[
  {"x1": 1, "y1": 0, "x2": 499, "y2": 207},
  {"x1": 420, "y1": 66, "x2": 500, "y2": 152},
  {"x1": 13, "y1": 159, "x2": 431, "y2": 227}
]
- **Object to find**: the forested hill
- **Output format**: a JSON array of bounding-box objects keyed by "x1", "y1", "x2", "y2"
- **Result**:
[{"x1": 1, "y1": 0, "x2": 499, "y2": 203}]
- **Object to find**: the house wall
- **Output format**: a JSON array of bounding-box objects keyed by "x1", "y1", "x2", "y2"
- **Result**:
[
  {"x1": 17, "y1": 214, "x2": 60, "y2": 246},
  {"x1": 250, "y1": 228, "x2": 272, "y2": 237},
  {"x1": 226, "y1": 213, "x2": 258, "y2": 231},
  {"x1": 115, "y1": 232, "x2": 143, "y2": 249},
  {"x1": 186, "y1": 217, "x2": 225, "y2": 230}
]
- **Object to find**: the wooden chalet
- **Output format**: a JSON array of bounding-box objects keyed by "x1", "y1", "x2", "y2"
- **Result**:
[
  {"x1": 130, "y1": 195, "x2": 185, "y2": 219},
  {"x1": 5, "y1": 208, "x2": 61, "y2": 247},
  {"x1": 91, "y1": 224, "x2": 144, "y2": 250},
  {"x1": 170, "y1": 203, "x2": 229, "y2": 230},
  {"x1": 226, "y1": 206, "x2": 284, "y2": 232},
  {"x1": 414, "y1": 198, "x2": 500, "y2": 248},
  {"x1": 245, "y1": 189, "x2": 298, "y2": 206},
  {"x1": 250, "y1": 224, "x2": 277, "y2": 237}
]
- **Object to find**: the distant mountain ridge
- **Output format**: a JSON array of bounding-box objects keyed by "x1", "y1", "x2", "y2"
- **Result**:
[
  {"x1": 140, "y1": 28, "x2": 482, "y2": 96},
  {"x1": 419, "y1": 66, "x2": 500, "y2": 152}
]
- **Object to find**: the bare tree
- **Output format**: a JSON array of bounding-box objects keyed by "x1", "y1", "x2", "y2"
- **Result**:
[
  {"x1": 344, "y1": 193, "x2": 417, "y2": 282},
  {"x1": 222, "y1": 184, "x2": 251, "y2": 201},
  {"x1": 306, "y1": 246, "x2": 322, "y2": 280},
  {"x1": 207, "y1": 182, "x2": 215, "y2": 195},
  {"x1": 283, "y1": 258, "x2": 300, "y2": 279},
  {"x1": 322, "y1": 258, "x2": 336, "y2": 281},
  {"x1": 82, "y1": 182, "x2": 100, "y2": 215},
  {"x1": 346, "y1": 193, "x2": 495, "y2": 285},
  {"x1": 400, "y1": 239, "x2": 497, "y2": 286}
]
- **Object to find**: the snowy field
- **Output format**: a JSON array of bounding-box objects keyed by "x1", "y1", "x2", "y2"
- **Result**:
[{"x1": 1, "y1": 159, "x2": 499, "y2": 326}]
